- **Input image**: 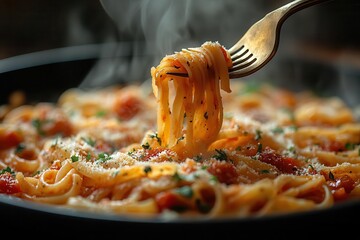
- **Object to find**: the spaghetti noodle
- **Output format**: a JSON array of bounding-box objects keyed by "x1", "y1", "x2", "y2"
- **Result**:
[
  {"x1": 151, "y1": 41, "x2": 232, "y2": 157},
  {"x1": 0, "y1": 41, "x2": 359, "y2": 220}
]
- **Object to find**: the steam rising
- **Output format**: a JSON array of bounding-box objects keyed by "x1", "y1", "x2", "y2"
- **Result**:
[
  {"x1": 79, "y1": 0, "x2": 268, "y2": 89},
  {"x1": 78, "y1": 0, "x2": 359, "y2": 112}
]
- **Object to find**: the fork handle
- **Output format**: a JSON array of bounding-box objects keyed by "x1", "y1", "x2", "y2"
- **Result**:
[{"x1": 275, "y1": 0, "x2": 333, "y2": 23}]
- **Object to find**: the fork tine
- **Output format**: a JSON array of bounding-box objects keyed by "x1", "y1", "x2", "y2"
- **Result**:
[
  {"x1": 230, "y1": 47, "x2": 247, "y2": 61},
  {"x1": 229, "y1": 57, "x2": 257, "y2": 73},
  {"x1": 228, "y1": 43, "x2": 245, "y2": 55},
  {"x1": 231, "y1": 50, "x2": 249, "y2": 62},
  {"x1": 232, "y1": 52, "x2": 254, "y2": 66}
]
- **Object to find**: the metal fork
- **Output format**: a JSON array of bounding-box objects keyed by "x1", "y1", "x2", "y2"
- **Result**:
[{"x1": 167, "y1": 0, "x2": 332, "y2": 79}]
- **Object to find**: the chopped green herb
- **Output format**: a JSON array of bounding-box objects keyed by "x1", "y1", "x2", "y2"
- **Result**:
[
  {"x1": 271, "y1": 127, "x2": 284, "y2": 134},
  {"x1": 194, "y1": 155, "x2": 202, "y2": 162},
  {"x1": 255, "y1": 129, "x2": 262, "y2": 141},
  {"x1": 213, "y1": 149, "x2": 228, "y2": 161},
  {"x1": 71, "y1": 155, "x2": 79, "y2": 162},
  {"x1": 86, "y1": 152, "x2": 91, "y2": 160},
  {"x1": 127, "y1": 148, "x2": 136, "y2": 156},
  {"x1": 257, "y1": 143, "x2": 263, "y2": 153},
  {"x1": 81, "y1": 137, "x2": 96, "y2": 147},
  {"x1": 172, "y1": 172, "x2": 183, "y2": 182},
  {"x1": 175, "y1": 186, "x2": 193, "y2": 198},
  {"x1": 235, "y1": 146, "x2": 242, "y2": 151},
  {"x1": 144, "y1": 166, "x2": 152, "y2": 174},
  {"x1": 345, "y1": 142, "x2": 356, "y2": 150},
  {"x1": 32, "y1": 118, "x2": 45, "y2": 136},
  {"x1": 201, "y1": 165, "x2": 208, "y2": 170},
  {"x1": 95, "y1": 153, "x2": 112, "y2": 163},
  {"x1": 329, "y1": 171, "x2": 335, "y2": 181},
  {"x1": 95, "y1": 110, "x2": 106, "y2": 117},
  {"x1": 210, "y1": 175, "x2": 218, "y2": 183},
  {"x1": 15, "y1": 143, "x2": 26, "y2": 154},
  {"x1": 142, "y1": 142, "x2": 151, "y2": 150},
  {"x1": 0, "y1": 166, "x2": 14, "y2": 175},
  {"x1": 260, "y1": 169, "x2": 270, "y2": 174},
  {"x1": 308, "y1": 164, "x2": 314, "y2": 170},
  {"x1": 150, "y1": 133, "x2": 162, "y2": 145},
  {"x1": 288, "y1": 146, "x2": 296, "y2": 154}
]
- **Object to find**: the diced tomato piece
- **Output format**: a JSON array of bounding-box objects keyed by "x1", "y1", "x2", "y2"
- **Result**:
[
  {"x1": 43, "y1": 119, "x2": 73, "y2": 137},
  {"x1": 321, "y1": 171, "x2": 355, "y2": 201},
  {"x1": 113, "y1": 94, "x2": 142, "y2": 120},
  {"x1": 258, "y1": 147, "x2": 302, "y2": 174},
  {"x1": 320, "y1": 141, "x2": 345, "y2": 152},
  {"x1": 33, "y1": 104, "x2": 73, "y2": 137},
  {"x1": 0, "y1": 131, "x2": 23, "y2": 150},
  {"x1": 155, "y1": 191, "x2": 185, "y2": 212},
  {"x1": 207, "y1": 160, "x2": 238, "y2": 184},
  {"x1": 332, "y1": 188, "x2": 348, "y2": 201},
  {"x1": 143, "y1": 148, "x2": 165, "y2": 161},
  {"x1": 0, "y1": 172, "x2": 21, "y2": 194}
]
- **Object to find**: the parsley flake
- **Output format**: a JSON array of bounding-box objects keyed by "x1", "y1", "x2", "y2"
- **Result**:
[
  {"x1": 255, "y1": 129, "x2": 262, "y2": 141},
  {"x1": 271, "y1": 127, "x2": 284, "y2": 134},
  {"x1": 32, "y1": 119, "x2": 46, "y2": 136},
  {"x1": 150, "y1": 133, "x2": 162, "y2": 145},
  {"x1": 194, "y1": 155, "x2": 202, "y2": 162},
  {"x1": 142, "y1": 142, "x2": 151, "y2": 150},
  {"x1": 95, "y1": 110, "x2": 106, "y2": 117},
  {"x1": 213, "y1": 149, "x2": 228, "y2": 161},
  {"x1": 15, "y1": 143, "x2": 26, "y2": 154},
  {"x1": 71, "y1": 155, "x2": 79, "y2": 162},
  {"x1": 81, "y1": 137, "x2": 96, "y2": 147},
  {"x1": 345, "y1": 142, "x2": 355, "y2": 150},
  {"x1": 0, "y1": 166, "x2": 15, "y2": 175},
  {"x1": 144, "y1": 166, "x2": 152, "y2": 174},
  {"x1": 175, "y1": 186, "x2": 193, "y2": 198},
  {"x1": 95, "y1": 153, "x2": 112, "y2": 163}
]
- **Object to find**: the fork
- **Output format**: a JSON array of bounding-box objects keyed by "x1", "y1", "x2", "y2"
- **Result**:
[{"x1": 167, "y1": 0, "x2": 333, "y2": 79}]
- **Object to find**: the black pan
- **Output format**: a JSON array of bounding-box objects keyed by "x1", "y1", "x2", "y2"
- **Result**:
[{"x1": 0, "y1": 44, "x2": 359, "y2": 237}]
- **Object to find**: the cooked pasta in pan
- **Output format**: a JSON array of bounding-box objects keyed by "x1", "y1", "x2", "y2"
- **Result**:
[{"x1": 0, "y1": 41, "x2": 359, "y2": 219}]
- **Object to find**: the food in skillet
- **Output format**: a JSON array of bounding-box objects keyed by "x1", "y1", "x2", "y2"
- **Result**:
[{"x1": 0, "y1": 41, "x2": 359, "y2": 219}]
